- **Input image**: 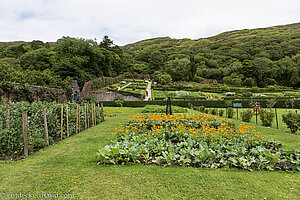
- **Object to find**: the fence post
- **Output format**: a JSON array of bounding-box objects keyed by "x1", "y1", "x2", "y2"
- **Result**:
[
  {"x1": 236, "y1": 107, "x2": 238, "y2": 120},
  {"x1": 22, "y1": 112, "x2": 28, "y2": 157},
  {"x1": 66, "y1": 104, "x2": 69, "y2": 137},
  {"x1": 76, "y1": 104, "x2": 78, "y2": 134},
  {"x1": 91, "y1": 103, "x2": 94, "y2": 127},
  {"x1": 87, "y1": 104, "x2": 90, "y2": 128},
  {"x1": 78, "y1": 104, "x2": 81, "y2": 133},
  {"x1": 255, "y1": 108, "x2": 258, "y2": 124},
  {"x1": 43, "y1": 108, "x2": 49, "y2": 146},
  {"x1": 165, "y1": 98, "x2": 169, "y2": 115},
  {"x1": 98, "y1": 104, "x2": 101, "y2": 119},
  {"x1": 61, "y1": 104, "x2": 63, "y2": 140},
  {"x1": 84, "y1": 104, "x2": 87, "y2": 129},
  {"x1": 101, "y1": 103, "x2": 105, "y2": 121},
  {"x1": 275, "y1": 109, "x2": 279, "y2": 129},
  {"x1": 94, "y1": 103, "x2": 97, "y2": 125},
  {"x1": 169, "y1": 97, "x2": 172, "y2": 115}
]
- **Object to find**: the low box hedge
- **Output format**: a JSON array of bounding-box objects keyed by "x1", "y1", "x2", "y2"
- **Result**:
[{"x1": 99, "y1": 99, "x2": 300, "y2": 108}]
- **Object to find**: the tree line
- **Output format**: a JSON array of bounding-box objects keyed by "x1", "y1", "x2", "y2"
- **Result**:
[
  {"x1": 126, "y1": 23, "x2": 300, "y2": 88},
  {"x1": 0, "y1": 23, "x2": 299, "y2": 98}
]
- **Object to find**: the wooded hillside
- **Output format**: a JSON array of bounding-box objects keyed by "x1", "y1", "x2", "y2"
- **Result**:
[
  {"x1": 0, "y1": 22, "x2": 299, "y2": 96},
  {"x1": 124, "y1": 22, "x2": 300, "y2": 87}
]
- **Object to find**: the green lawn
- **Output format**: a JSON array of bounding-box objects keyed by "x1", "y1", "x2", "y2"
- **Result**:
[{"x1": 0, "y1": 107, "x2": 299, "y2": 200}]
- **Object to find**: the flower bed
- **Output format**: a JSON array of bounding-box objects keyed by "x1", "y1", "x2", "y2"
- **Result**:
[{"x1": 97, "y1": 113, "x2": 300, "y2": 171}]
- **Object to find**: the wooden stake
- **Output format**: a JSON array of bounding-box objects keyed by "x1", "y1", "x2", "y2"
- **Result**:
[
  {"x1": 61, "y1": 104, "x2": 63, "y2": 140},
  {"x1": 66, "y1": 104, "x2": 69, "y2": 137},
  {"x1": 255, "y1": 108, "x2": 258, "y2": 124},
  {"x1": 275, "y1": 109, "x2": 279, "y2": 129},
  {"x1": 22, "y1": 112, "x2": 28, "y2": 157},
  {"x1": 43, "y1": 108, "x2": 49, "y2": 146},
  {"x1": 101, "y1": 103, "x2": 104, "y2": 122},
  {"x1": 94, "y1": 103, "x2": 97, "y2": 125},
  {"x1": 84, "y1": 104, "x2": 87, "y2": 130},
  {"x1": 76, "y1": 104, "x2": 78, "y2": 134},
  {"x1": 78, "y1": 104, "x2": 81, "y2": 133},
  {"x1": 91, "y1": 103, "x2": 94, "y2": 127},
  {"x1": 97, "y1": 104, "x2": 101, "y2": 119},
  {"x1": 87, "y1": 104, "x2": 90, "y2": 128}
]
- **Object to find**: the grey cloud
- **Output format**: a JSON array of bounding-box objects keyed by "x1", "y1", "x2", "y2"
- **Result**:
[{"x1": 0, "y1": 0, "x2": 299, "y2": 45}]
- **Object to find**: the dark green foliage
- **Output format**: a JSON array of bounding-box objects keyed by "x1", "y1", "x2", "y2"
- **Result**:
[
  {"x1": 210, "y1": 108, "x2": 218, "y2": 115},
  {"x1": 282, "y1": 112, "x2": 300, "y2": 133},
  {"x1": 165, "y1": 58, "x2": 191, "y2": 81},
  {"x1": 0, "y1": 101, "x2": 96, "y2": 157},
  {"x1": 260, "y1": 110, "x2": 275, "y2": 127},
  {"x1": 152, "y1": 72, "x2": 173, "y2": 85},
  {"x1": 113, "y1": 94, "x2": 124, "y2": 107},
  {"x1": 99, "y1": 99, "x2": 300, "y2": 109},
  {"x1": 241, "y1": 109, "x2": 253, "y2": 122},
  {"x1": 13, "y1": 86, "x2": 35, "y2": 103},
  {"x1": 227, "y1": 107, "x2": 234, "y2": 118},
  {"x1": 1, "y1": 23, "x2": 300, "y2": 93},
  {"x1": 21, "y1": 48, "x2": 53, "y2": 70},
  {"x1": 125, "y1": 23, "x2": 300, "y2": 88},
  {"x1": 204, "y1": 108, "x2": 210, "y2": 114},
  {"x1": 218, "y1": 109, "x2": 224, "y2": 116}
]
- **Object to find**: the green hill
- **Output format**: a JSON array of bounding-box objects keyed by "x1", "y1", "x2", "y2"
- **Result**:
[
  {"x1": 0, "y1": 22, "x2": 299, "y2": 96},
  {"x1": 123, "y1": 23, "x2": 300, "y2": 87},
  {"x1": 124, "y1": 23, "x2": 300, "y2": 58}
]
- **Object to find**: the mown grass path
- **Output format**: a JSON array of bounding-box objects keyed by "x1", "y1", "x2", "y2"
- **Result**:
[{"x1": 0, "y1": 108, "x2": 299, "y2": 200}]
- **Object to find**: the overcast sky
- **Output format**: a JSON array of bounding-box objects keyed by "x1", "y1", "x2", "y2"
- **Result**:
[{"x1": 0, "y1": 0, "x2": 299, "y2": 45}]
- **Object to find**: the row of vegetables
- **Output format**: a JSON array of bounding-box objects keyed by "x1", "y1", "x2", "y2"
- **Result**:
[
  {"x1": 97, "y1": 113, "x2": 300, "y2": 171},
  {"x1": 0, "y1": 101, "x2": 103, "y2": 158}
]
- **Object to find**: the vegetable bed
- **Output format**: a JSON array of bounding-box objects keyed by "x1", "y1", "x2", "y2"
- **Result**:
[{"x1": 98, "y1": 113, "x2": 300, "y2": 171}]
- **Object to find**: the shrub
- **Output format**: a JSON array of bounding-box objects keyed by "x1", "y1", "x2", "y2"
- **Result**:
[
  {"x1": 113, "y1": 95, "x2": 124, "y2": 107},
  {"x1": 282, "y1": 112, "x2": 300, "y2": 133},
  {"x1": 242, "y1": 92, "x2": 253, "y2": 97},
  {"x1": 199, "y1": 105, "x2": 205, "y2": 113},
  {"x1": 227, "y1": 107, "x2": 234, "y2": 118},
  {"x1": 188, "y1": 103, "x2": 194, "y2": 109},
  {"x1": 267, "y1": 98, "x2": 277, "y2": 111},
  {"x1": 218, "y1": 109, "x2": 224, "y2": 117},
  {"x1": 267, "y1": 85, "x2": 276, "y2": 92},
  {"x1": 241, "y1": 109, "x2": 253, "y2": 122},
  {"x1": 210, "y1": 108, "x2": 217, "y2": 115},
  {"x1": 260, "y1": 110, "x2": 275, "y2": 127},
  {"x1": 204, "y1": 108, "x2": 210, "y2": 114},
  {"x1": 132, "y1": 84, "x2": 137, "y2": 91}
]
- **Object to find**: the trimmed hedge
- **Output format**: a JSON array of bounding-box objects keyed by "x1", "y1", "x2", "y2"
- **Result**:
[
  {"x1": 99, "y1": 99, "x2": 300, "y2": 108},
  {"x1": 152, "y1": 85, "x2": 295, "y2": 93},
  {"x1": 154, "y1": 97, "x2": 206, "y2": 101}
]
